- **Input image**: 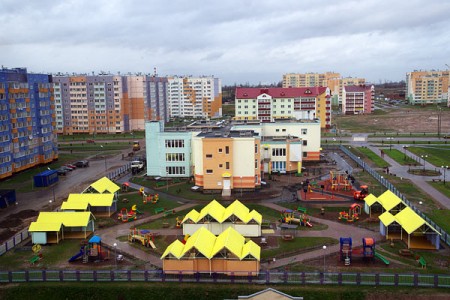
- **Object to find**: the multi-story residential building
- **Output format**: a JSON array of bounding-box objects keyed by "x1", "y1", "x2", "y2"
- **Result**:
[
  {"x1": 145, "y1": 119, "x2": 321, "y2": 195},
  {"x1": 342, "y1": 85, "x2": 375, "y2": 115},
  {"x1": 167, "y1": 76, "x2": 222, "y2": 119},
  {"x1": 282, "y1": 72, "x2": 366, "y2": 107},
  {"x1": 406, "y1": 70, "x2": 450, "y2": 105},
  {"x1": 234, "y1": 87, "x2": 331, "y2": 128},
  {"x1": 282, "y1": 72, "x2": 340, "y2": 88},
  {"x1": 53, "y1": 74, "x2": 170, "y2": 134},
  {"x1": 0, "y1": 67, "x2": 58, "y2": 179}
]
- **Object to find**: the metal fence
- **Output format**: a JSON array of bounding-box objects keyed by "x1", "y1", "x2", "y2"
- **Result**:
[
  {"x1": 106, "y1": 162, "x2": 132, "y2": 181},
  {"x1": 0, "y1": 228, "x2": 30, "y2": 256},
  {"x1": 0, "y1": 269, "x2": 449, "y2": 287},
  {"x1": 339, "y1": 145, "x2": 450, "y2": 246}
]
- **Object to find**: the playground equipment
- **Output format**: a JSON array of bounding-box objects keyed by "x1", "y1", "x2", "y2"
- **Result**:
[
  {"x1": 121, "y1": 182, "x2": 130, "y2": 192},
  {"x1": 176, "y1": 216, "x2": 182, "y2": 228},
  {"x1": 118, "y1": 207, "x2": 137, "y2": 222},
  {"x1": 30, "y1": 244, "x2": 43, "y2": 265},
  {"x1": 181, "y1": 234, "x2": 190, "y2": 244},
  {"x1": 69, "y1": 235, "x2": 109, "y2": 263},
  {"x1": 339, "y1": 237, "x2": 389, "y2": 266},
  {"x1": 330, "y1": 171, "x2": 352, "y2": 191},
  {"x1": 280, "y1": 210, "x2": 312, "y2": 227},
  {"x1": 338, "y1": 203, "x2": 361, "y2": 222},
  {"x1": 142, "y1": 192, "x2": 159, "y2": 204},
  {"x1": 128, "y1": 228, "x2": 157, "y2": 249},
  {"x1": 354, "y1": 185, "x2": 369, "y2": 201}
]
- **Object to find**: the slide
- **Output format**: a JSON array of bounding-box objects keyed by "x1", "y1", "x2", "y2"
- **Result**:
[
  {"x1": 149, "y1": 241, "x2": 156, "y2": 249},
  {"x1": 374, "y1": 252, "x2": 390, "y2": 265},
  {"x1": 69, "y1": 248, "x2": 84, "y2": 262}
]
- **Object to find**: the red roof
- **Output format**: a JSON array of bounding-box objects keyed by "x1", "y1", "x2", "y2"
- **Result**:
[
  {"x1": 235, "y1": 87, "x2": 328, "y2": 99},
  {"x1": 344, "y1": 85, "x2": 372, "y2": 93}
]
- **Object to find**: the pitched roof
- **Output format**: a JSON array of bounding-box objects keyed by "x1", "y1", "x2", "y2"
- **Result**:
[
  {"x1": 88, "y1": 177, "x2": 120, "y2": 194},
  {"x1": 196, "y1": 200, "x2": 225, "y2": 223},
  {"x1": 379, "y1": 211, "x2": 397, "y2": 226},
  {"x1": 28, "y1": 212, "x2": 93, "y2": 232},
  {"x1": 344, "y1": 85, "x2": 372, "y2": 93},
  {"x1": 161, "y1": 227, "x2": 261, "y2": 261},
  {"x1": 236, "y1": 87, "x2": 328, "y2": 99},
  {"x1": 364, "y1": 194, "x2": 380, "y2": 206},
  {"x1": 61, "y1": 194, "x2": 115, "y2": 210},
  {"x1": 394, "y1": 207, "x2": 426, "y2": 234},
  {"x1": 378, "y1": 190, "x2": 404, "y2": 212}
]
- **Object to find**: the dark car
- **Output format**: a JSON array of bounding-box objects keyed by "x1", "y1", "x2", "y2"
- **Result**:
[
  {"x1": 56, "y1": 168, "x2": 68, "y2": 176},
  {"x1": 60, "y1": 166, "x2": 73, "y2": 172},
  {"x1": 74, "y1": 160, "x2": 89, "y2": 168},
  {"x1": 65, "y1": 164, "x2": 77, "y2": 170}
]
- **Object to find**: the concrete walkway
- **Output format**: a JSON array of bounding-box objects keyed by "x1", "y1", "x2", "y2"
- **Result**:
[{"x1": 364, "y1": 144, "x2": 450, "y2": 209}]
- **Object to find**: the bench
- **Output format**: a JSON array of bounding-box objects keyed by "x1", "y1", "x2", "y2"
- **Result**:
[
  {"x1": 30, "y1": 256, "x2": 40, "y2": 265},
  {"x1": 297, "y1": 206, "x2": 307, "y2": 214},
  {"x1": 154, "y1": 207, "x2": 165, "y2": 214},
  {"x1": 163, "y1": 209, "x2": 175, "y2": 217},
  {"x1": 162, "y1": 222, "x2": 170, "y2": 228},
  {"x1": 417, "y1": 256, "x2": 427, "y2": 269},
  {"x1": 261, "y1": 220, "x2": 271, "y2": 228},
  {"x1": 282, "y1": 234, "x2": 294, "y2": 241},
  {"x1": 398, "y1": 249, "x2": 413, "y2": 256},
  {"x1": 156, "y1": 181, "x2": 166, "y2": 188}
]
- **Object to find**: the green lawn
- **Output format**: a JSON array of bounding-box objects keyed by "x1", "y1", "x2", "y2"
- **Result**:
[
  {"x1": 261, "y1": 237, "x2": 338, "y2": 260},
  {"x1": 58, "y1": 142, "x2": 132, "y2": 151},
  {"x1": 58, "y1": 132, "x2": 145, "y2": 141},
  {"x1": 427, "y1": 209, "x2": 450, "y2": 233},
  {"x1": 406, "y1": 146, "x2": 450, "y2": 167},
  {"x1": 117, "y1": 191, "x2": 181, "y2": 215},
  {"x1": 383, "y1": 148, "x2": 419, "y2": 165},
  {"x1": 428, "y1": 181, "x2": 450, "y2": 199},
  {"x1": 355, "y1": 147, "x2": 390, "y2": 168}
]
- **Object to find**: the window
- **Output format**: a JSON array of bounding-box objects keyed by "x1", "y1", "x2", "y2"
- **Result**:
[
  {"x1": 206, "y1": 154, "x2": 212, "y2": 158},
  {"x1": 218, "y1": 148, "x2": 222, "y2": 153},
  {"x1": 301, "y1": 129, "x2": 307, "y2": 135},
  {"x1": 272, "y1": 148, "x2": 286, "y2": 156},
  {"x1": 226, "y1": 162, "x2": 230, "y2": 169},
  {"x1": 165, "y1": 139, "x2": 185, "y2": 148},
  {"x1": 166, "y1": 166, "x2": 186, "y2": 175},
  {"x1": 166, "y1": 153, "x2": 185, "y2": 162},
  {"x1": 255, "y1": 159, "x2": 258, "y2": 169},
  {"x1": 206, "y1": 169, "x2": 213, "y2": 174},
  {"x1": 225, "y1": 146, "x2": 229, "y2": 154},
  {"x1": 219, "y1": 164, "x2": 223, "y2": 168},
  {"x1": 303, "y1": 152, "x2": 307, "y2": 158},
  {"x1": 303, "y1": 140, "x2": 307, "y2": 146},
  {"x1": 254, "y1": 144, "x2": 258, "y2": 154}
]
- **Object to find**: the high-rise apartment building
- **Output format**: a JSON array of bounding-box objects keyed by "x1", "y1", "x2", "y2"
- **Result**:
[
  {"x1": 234, "y1": 87, "x2": 331, "y2": 128},
  {"x1": 0, "y1": 67, "x2": 58, "y2": 179},
  {"x1": 406, "y1": 70, "x2": 449, "y2": 105},
  {"x1": 53, "y1": 74, "x2": 169, "y2": 134},
  {"x1": 342, "y1": 85, "x2": 374, "y2": 115},
  {"x1": 167, "y1": 76, "x2": 222, "y2": 119}
]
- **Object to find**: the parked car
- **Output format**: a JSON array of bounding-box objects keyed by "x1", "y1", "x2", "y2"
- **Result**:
[
  {"x1": 60, "y1": 166, "x2": 73, "y2": 172},
  {"x1": 56, "y1": 168, "x2": 68, "y2": 176},
  {"x1": 74, "y1": 160, "x2": 89, "y2": 168},
  {"x1": 65, "y1": 164, "x2": 77, "y2": 170}
]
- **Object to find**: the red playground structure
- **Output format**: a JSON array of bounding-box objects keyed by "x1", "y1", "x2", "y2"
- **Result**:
[{"x1": 338, "y1": 203, "x2": 361, "y2": 222}]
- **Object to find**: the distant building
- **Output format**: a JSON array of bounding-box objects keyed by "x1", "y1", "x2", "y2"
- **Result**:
[
  {"x1": 0, "y1": 67, "x2": 58, "y2": 179},
  {"x1": 282, "y1": 72, "x2": 366, "y2": 107},
  {"x1": 167, "y1": 76, "x2": 222, "y2": 119},
  {"x1": 342, "y1": 85, "x2": 375, "y2": 115},
  {"x1": 406, "y1": 70, "x2": 449, "y2": 105},
  {"x1": 234, "y1": 87, "x2": 331, "y2": 128}
]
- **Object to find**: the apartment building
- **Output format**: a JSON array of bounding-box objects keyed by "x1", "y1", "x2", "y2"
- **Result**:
[
  {"x1": 406, "y1": 70, "x2": 449, "y2": 105},
  {"x1": 167, "y1": 76, "x2": 222, "y2": 119},
  {"x1": 0, "y1": 67, "x2": 58, "y2": 179},
  {"x1": 234, "y1": 87, "x2": 331, "y2": 128},
  {"x1": 53, "y1": 74, "x2": 170, "y2": 134},
  {"x1": 342, "y1": 85, "x2": 375, "y2": 115},
  {"x1": 145, "y1": 119, "x2": 321, "y2": 195},
  {"x1": 282, "y1": 72, "x2": 366, "y2": 107}
]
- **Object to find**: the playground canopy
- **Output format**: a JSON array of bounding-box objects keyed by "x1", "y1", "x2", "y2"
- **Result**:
[
  {"x1": 377, "y1": 190, "x2": 406, "y2": 214},
  {"x1": 161, "y1": 227, "x2": 260, "y2": 275},
  {"x1": 83, "y1": 177, "x2": 120, "y2": 195},
  {"x1": 181, "y1": 200, "x2": 262, "y2": 237},
  {"x1": 28, "y1": 212, "x2": 95, "y2": 244},
  {"x1": 61, "y1": 194, "x2": 116, "y2": 217}
]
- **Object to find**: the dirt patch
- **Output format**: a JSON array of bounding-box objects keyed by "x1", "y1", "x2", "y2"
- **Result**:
[{"x1": 0, "y1": 209, "x2": 38, "y2": 243}]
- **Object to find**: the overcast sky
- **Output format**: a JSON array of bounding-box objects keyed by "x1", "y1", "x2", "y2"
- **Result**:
[{"x1": 1, "y1": 0, "x2": 449, "y2": 85}]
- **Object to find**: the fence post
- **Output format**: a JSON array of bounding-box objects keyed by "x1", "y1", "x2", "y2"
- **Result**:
[
  {"x1": 356, "y1": 273, "x2": 361, "y2": 285},
  {"x1": 93, "y1": 270, "x2": 97, "y2": 282},
  {"x1": 195, "y1": 272, "x2": 200, "y2": 283},
  {"x1": 110, "y1": 270, "x2": 114, "y2": 282},
  {"x1": 338, "y1": 273, "x2": 342, "y2": 285},
  {"x1": 230, "y1": 272, "x2": 235, "y2": 284},
  {"x1": 414, "y1": 273, "x2": 418, "y2": 287},
  {"x1": 265, "y1": 270, "x2": 270, "y2": 284},
  {"x1": 283, "y1": 270, "x2": 288, "y2": 283},
  {"x1": 375, "y1": 273, "x2": 379, "y2": 286},
  {"x1": 25, "y1": 270, "x2": 29, "y2": 282},
  {"x1": 8, "y1": 271, "x2": 12, "y2": 283},
  {"x1": 128, "y1": 270, "x2": 131, "y2": 282},
  {"x1": 301, "y1": 272, "x2": 305, "y2": 285},
  {"x1": 320, "y1": 272, "x2": 324, "y2": 285},
  {"x1": 144, "y1": 270, "x2": 148, "y2": 282},
  {"x1": 394, "y1": 274, "x2": 399, "y2": 286},
  {"x1": 59, "y1": 270, "x2": 63, "y2": 282},
  {"x1": 42, "y1": 270, "x2": 46, "y2": 282},
  {"x1": 434, "y1": 275, "x2": 439, "y2": 288},
  {"x1": 248, "y1": 272, "x2": 253, "y2": 283},
  {"x1": 160, "y1": 270, "x2": 165, "y2": 282},
  {"x1": 178, "y1": 271, "x2": 183, "y2": 282}
]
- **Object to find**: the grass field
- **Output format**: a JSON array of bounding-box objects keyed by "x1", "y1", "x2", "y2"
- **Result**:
[
  {"x1": 354, "y1": 147, "x2": 390, "y2": 168},
  {"x1": 58, "y1": 132, "x2": 145, "y2": 141},
  {"x1": 406, "y1": 146, "x2": 450, "y2": 167},
  {"x1": 383, "y1": 148, "x2": 418, "y2": 165},
  {"x1": 428, "y1": 181, "x2": 450, "y2": 199}
]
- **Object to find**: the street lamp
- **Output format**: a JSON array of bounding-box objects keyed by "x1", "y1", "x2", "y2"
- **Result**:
[
  {"x1": 322, "y1": 245, "x2": 327, "y2": 273},
  {"x1": 100, "y1": 145, "x2": 107, "y2": 172},
  {"x1": 421, "y1": 155, "x2": 428, "y2": 171},
  {"x1": 49, "y1": 200, "x2": 53, "y2": 211},
  {"x1": 113, "y1": 243, "x2": 117, "y2": 269},
  {"x1": 442, "y1": 166, "x2": 448, "y2": 185},
  {"x1": 240, "y1": 176, "x2": 243, "y2": 198}
]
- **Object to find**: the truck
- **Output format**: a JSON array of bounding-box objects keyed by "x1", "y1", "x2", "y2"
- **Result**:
[
  {"x1": 132, "y1": 141, "x2": 140, "y2": 151},
  {"x1": 131, "y1": 160, "x2": 144, "y2": 174},
  {"x1": 353, "y1": 185, "x2": 369, "y2": 200}
]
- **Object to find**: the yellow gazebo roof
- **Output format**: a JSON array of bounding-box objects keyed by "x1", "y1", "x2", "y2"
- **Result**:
[
  {"x1": 180, "y1": 227, "x2": 216, "y2": 258},
  {"x1": 212, "y1": 227, "x2": 245, "y2": 259},
  {"x1": 161, "y1": 240, "x2": 185, "y2": 259},
  {"x1": 28, "y1": 212, "x2": 93, "y2": 232},
  {"x1": 196, "y1": 200, "x2": 226, "y2": 223},
  {"x1": 61, "y1": 194, "x2": 115, "y2": 210},
  {"x1": 88, "y1": 177, "x2": 120, "y2": 194},
  {"x1": 379, "y1": 211, "x2": 397, "y2": 226},
  {"x1": 378, "y1": 190, "x2": 404, "y2": 212},
  {"x1": 364, "y1": 194, "x2": 380, "y2": 206},
  {"x1": 394, "y1": 207, "x2": 426, "y2": 234}
]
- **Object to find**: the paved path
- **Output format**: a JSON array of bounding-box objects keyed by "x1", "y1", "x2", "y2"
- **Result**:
[
  {"x1": 363, "y1": 144, "x2": 450, "y2": 209},
  {"x1": 259, "y1": 202, "x2": 382, "y2": 270}
]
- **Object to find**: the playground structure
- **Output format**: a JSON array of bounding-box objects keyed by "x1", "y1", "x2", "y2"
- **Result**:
[
  {"x1": 354, "y1": 185, "x2": 369, "y2": 201},
  {"x1": 340, "y1": 237, "x2": 389, "y2": 266},
  {"x1": 117, "y1": 205, "x2": 142, "y2": 222},
  {"x1": 280, "y1": 210, "x2": 312, "y2": 227},
  {"x1": 69, "y1": 235, "x2": 109, "y2": 263},
  {"x1": 338, "y1": 203, "x2": 362, "y2": 222},
  {"x1": 29, "y1": 244, "x2": 43, "y2": 265},
  {"x1": 330, "y1": 170, "x2": 353, "y2": 191},
  {"x1": 176, "y1": 216, "x2": 182, "y2": 228},
  {"x1": 128, "y1": 228, "x2": 157, "y2": 249},
  {"x1": 142, "y1": 191, "x2": 159, "y2": 204}
]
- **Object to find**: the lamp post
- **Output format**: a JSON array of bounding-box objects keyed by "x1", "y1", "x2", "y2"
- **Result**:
[
  {"x1": 442, "y1": 166, "x2": 448, "y2": 185},
  {"x1": 421, "y1": 155, "x2": 428, "y2": 171},
  {"x1": 100, "y1": 145, "x2": 107, "y2": 172},
  {"x1": 240, "y1": 176, "x2": 243, "y2": 197},
  {"x1": 113, "y1": 242, "x2": 117, "y2": 269},
  {"x1": 402, "y1": 145, "x2": 408, "y2": 160},
  {"x1": 49, "y1": 200, "x2": 53, "y2": 211},
  {"x1": 322, "y1": 245, "x2": 327, "y2": 273}
]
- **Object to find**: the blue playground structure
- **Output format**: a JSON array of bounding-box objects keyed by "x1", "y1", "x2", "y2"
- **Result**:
[{"x1": 340, "y1": 237, "x2": 389, "y2": 266}]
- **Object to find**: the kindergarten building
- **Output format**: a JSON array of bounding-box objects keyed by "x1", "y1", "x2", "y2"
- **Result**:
[
  {"x1": 161, "y1": 227, "x2": 260, "y2": 275},
  {"x1": 181, "y1": 200, "x2": 262, "y2": 237}
]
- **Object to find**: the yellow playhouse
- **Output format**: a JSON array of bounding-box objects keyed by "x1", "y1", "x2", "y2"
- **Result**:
[{"x1": 61, "y1": 194, "x2": 117, "y2": 217}]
